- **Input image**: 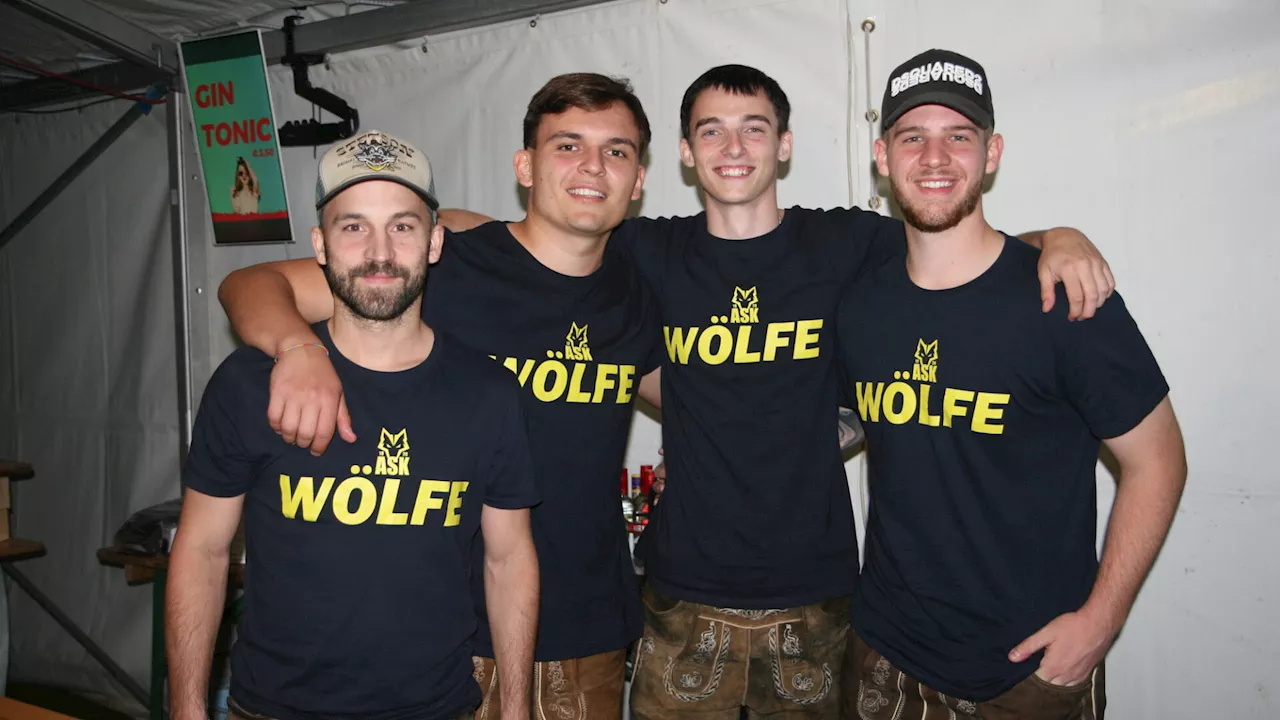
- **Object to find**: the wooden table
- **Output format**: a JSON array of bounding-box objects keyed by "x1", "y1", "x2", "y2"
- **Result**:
[
  {"x1": 97, "y1": 546, "x2": 245, "y2": 584},
  {"x1": 0, "y1": 461, "x2": 152, "y2": 717},
  {"x1": 0, "y1": 459, "x2": 35, "y2": 542},
  {"x1": 0, "y1": 537, "x2": 46, "y2": 562},
  {"x1": 97, "y1": 546, "x2": 244, "y2": 720},
  {"x1": 0, "y1": 460, "x2": 34, "y2": 478}
]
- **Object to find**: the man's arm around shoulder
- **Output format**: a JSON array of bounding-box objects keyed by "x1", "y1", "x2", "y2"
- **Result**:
[
  {"x1": 167, "y1": 488, "x2": 245, "y2": 720},
  {"x1": 218, "y1": 258, "x2": 354, "y2": 453},
  {"x1": 439, "y1": 209, "x2": 495, "y2": 232}
]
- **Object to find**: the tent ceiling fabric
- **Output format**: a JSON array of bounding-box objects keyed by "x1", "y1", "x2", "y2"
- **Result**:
[
  {"x1": 0, "y1": 3, "x2": 104, "y2": 74},
  {"x1": 85, "y1": 0, "x2": 290, "y2": 39},
  {"x1": 0, "y1": 0, "x2": 400, "y2": 85}
]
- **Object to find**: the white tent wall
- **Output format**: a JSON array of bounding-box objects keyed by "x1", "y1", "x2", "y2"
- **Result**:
[
  {"x1": 0, "y1": 99, "x2": 180, "y2": 713},
  {"x1": 0, "y1": 0, "x2": 1274, "y2": 716},
  {"x1": 849, "y1": 1, "x2": 1280, "y2": 716}
]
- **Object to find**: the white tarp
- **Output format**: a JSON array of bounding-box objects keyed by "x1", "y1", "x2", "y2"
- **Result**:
[
  {"x1": 1, "y1": 0, "x2": 1277, "y2": 717},
  {"x1": 0, "y1": 99, "x2": 178, "y2": 714}
]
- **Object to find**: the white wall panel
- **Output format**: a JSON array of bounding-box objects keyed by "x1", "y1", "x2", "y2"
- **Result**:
[
  {"x1": 0, "y1": 100, "x2": 179, "y2": 715},
  {"x1": 849, "y1": 0, "x2": 1280, "y2": 715}
]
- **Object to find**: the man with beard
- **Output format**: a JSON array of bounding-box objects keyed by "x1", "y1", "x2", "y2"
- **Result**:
[
  {"x1": 403, "y1": 64, "x2": 1114, "y2": 719},
  {"x1": 167, "y1": 130, "x2": 540, "y2": 720},
  {"x1": 837, "y1": 50, "x2": 1187, "y2": 719},
  {"x1": 216, "y1": 78, "x2": 664, "y2": 719},
  {"x1": 610, "y1": 65, "x2": 1114, "y2": 719}
]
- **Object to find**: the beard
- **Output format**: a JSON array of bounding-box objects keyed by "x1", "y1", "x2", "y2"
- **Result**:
[
  {"x1": 892, "y1": 172, "x2": 984, "y2": 233},
  {"x1": 323, "y1": 258, "x2": 426, "y2": 322}
]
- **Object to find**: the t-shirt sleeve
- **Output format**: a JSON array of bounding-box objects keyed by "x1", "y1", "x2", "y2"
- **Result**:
[
  {"x1": 635, "y1": 278, "x2": 665, "y2": 375},
  {"x1": 813, "y1": 206, "x2": 906, "y2": 283},
  {"x1": 641, "y1": 326, "x2": 665, "y2": 376},
  {"x1": 1050, "y1": 289, "x2": 1170, "y2": 439},
  {"x1": 183, "y1": 354, "x2": 268, "y2": 497},
  {"x1": 479, "y1": 381, "x2": 540, "y2": 510},
  {"x1": 608, "y1": 216, "x2": 676, "y2": 286}
]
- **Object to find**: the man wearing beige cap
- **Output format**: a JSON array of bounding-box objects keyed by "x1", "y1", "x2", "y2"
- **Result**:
[
  {"x1": 217, "y1": 76, "x2": 663, "y2": 719},
  {"x1": 167, "y1": 130, "x2": 540, "y2": 720}
]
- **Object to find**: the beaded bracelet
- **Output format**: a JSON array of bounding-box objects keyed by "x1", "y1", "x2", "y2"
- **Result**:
[{"x1": 275, "y1": 343, "x2": 329, "y2": 363}]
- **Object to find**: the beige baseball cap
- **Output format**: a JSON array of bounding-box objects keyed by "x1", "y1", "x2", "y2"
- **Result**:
[{"x1": 315, "y1": 129, "x2": 439, "y2": 210}]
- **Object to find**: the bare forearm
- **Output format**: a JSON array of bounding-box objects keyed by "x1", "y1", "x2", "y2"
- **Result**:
[
  {"x1": 1017, "y1": 229, "x2": 1048, "y2": 248},
  {"x1": 1083, "y1": 464, "x2": 1186, "y2": 632},
  {"x1": 485, "y1": 548, "x2": 539, "y2": 718},
  {"x1": 638, "y1": 368, "x2": 661, "y2": 410},
  {"x1": 218, "y1": 268, "x2": 322, "y2": 356},
  {"x1": 439, "y1": 208, "x2": 494, "y2": 232},
  {"x1": 166, "y1": 546, "x2": 231, "y2": 720}
]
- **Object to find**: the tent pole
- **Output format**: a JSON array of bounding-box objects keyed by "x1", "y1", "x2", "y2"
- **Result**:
[
  {"x1": 167, "y1": 96, "x2": 194, "y2": 455},
  {"x1": 0, "y1": 563, "x2": 151, "y2": 708},
  {"x1": 0, "y1": 89, "x2": 163, "y2": 254}
]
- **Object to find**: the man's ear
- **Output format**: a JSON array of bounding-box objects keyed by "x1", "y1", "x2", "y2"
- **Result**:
[
  {"x1": 514, "y1": 149, "x2": 534, "y2": 189},
  {"x1": 630, "y1": 165, "x2": 647, "y2": 201},
  {"x1": 427, "y1": 222, "x2": 445, "y2": 264},
  {"x1": 311, "y1": 225, "x2": 327, "y2": 265},
  {"x1": 985, "y1": 132, "x2": 1004, "y2": 174},
  {"x1": 873, "y1": 137, "x2": 889, "y2": 177},
  {"x1": 679, "y1": 138, "x2": 695, "y2": 168},
  {"x1": 777, "y1": 130, "x2": 794, "y2": 163}
]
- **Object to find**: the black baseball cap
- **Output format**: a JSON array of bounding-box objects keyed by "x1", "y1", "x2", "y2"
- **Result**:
[{"x1": 880, "y1": 49, "x2": 994, "y2": 132}]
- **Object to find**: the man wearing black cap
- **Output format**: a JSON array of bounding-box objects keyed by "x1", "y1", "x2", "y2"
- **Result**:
[
  {"x1": 422, "y1": 64, "x2": 1118, "y2": 719},
  {"x1": 167, "y1": 130, "x2": 541, "y2": 720},
  {"x1": 837, "y1": 50, "x2": 1187, "y2": 719}
]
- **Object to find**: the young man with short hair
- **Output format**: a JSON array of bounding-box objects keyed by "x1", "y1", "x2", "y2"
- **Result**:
[
  {"x1": 168, "y1": 131, "x2": 540, "y2": 720},
  {"x1": 837, "y1": 49, "x2": 1186, "y2": 719},
  {"x1": 216, "y1": 77, "x2": 664, "y2": 719},
  {"x1": 611, "y1": 64, "x2": 1113, "y2": 719},
  {"x1": 223, "y1": 64, "x2": 1116, "y2": 719}
]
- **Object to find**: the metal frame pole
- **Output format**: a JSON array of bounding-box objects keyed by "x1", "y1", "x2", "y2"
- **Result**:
[
  {"x1": 167, "y1": 94, "x2": 193, "y2": 453},
  {"x1": 0, "y1": 90, "x2": 162, "y2": 253},
  {"x1": 0, "y1": 0, "x2": 179, "y2": 73},
  {"x1": 1, "y1": 563, "x2": 151, "y2": 707}
]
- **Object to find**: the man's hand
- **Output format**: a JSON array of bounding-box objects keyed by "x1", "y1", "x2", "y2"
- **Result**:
[
  {"x1": 838, "y1": 407, "x2": 865, "y2": 452},
  {"x1": 268, "y1": 344, "x2": 355, "y2": 454},
  {"x1": 1008, "y1": 607, "x2": 1118, "y2": 687},
  {"x1": 651, "y1": 447, "x2": 666, "y2": 503},
  {"x1": 1036, "y1": 227, "x2": 1115, "y2": 320}
]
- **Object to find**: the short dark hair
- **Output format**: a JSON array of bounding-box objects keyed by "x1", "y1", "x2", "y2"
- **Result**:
[
  {"x1": 680, "y1": 65, "x2": 791, "y2": 141},
  {"x1": 522, "y1": 73, "x2": 651, "y2": 155}
]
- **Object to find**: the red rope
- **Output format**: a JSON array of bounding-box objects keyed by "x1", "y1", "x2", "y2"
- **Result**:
[{"x1": 0, "y1": 54, "x2": 166, "y2": 104}]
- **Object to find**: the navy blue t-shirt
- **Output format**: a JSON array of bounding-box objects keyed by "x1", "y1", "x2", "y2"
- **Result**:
[
  {"x1": 837, "y1": 235, "x2": 1169, "y2": 701},
  {"x1": 430, "y1": 222, "x2": 663, "y2": 661},
  {"x1": 610, "y1": 207, "x2": 903, "y2": 608},
  {"x1": 183, "y1": 323, "x2": 538, "y2": 720}
]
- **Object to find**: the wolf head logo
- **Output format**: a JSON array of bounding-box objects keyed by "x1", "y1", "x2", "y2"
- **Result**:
[
  {"x1": 377, "y1": 428, "x2": 410, "y2": 458},
  {"x1": 914, "y1": 339, "x2": 938, "y2": 367},
  {"x1": 355, "y1": 138, "x2": 398, "y2": 171},
  {"x1": 732, "y1": 286, "x2": 759, "y2": 310},
  {"x1": 566, "y1": 322, "x2": 589, "y2": 348}
]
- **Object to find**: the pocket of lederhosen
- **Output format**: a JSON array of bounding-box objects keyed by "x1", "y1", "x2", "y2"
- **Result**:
[{"x1": 764, "y1": 598, "x2": 850, "y2": 705}]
